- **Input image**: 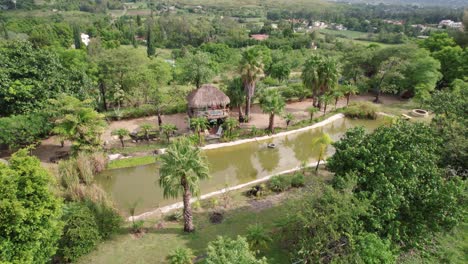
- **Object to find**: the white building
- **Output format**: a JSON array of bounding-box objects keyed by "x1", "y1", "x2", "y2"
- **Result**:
[
  {"x1": 80, "y1": 33, "x2": 90, "y2": 46},
  {"x1": 439, "y1": 20, "x2": 463, "y2": 29}
]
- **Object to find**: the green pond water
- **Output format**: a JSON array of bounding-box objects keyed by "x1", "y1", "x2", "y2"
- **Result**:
[{"x1": 96, "y1": 117, "x2": 384, "y2": 215}]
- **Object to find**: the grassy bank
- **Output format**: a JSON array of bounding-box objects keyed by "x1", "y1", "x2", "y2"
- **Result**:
[
  {"x1": 107, "y1": 156, "x2": 157, "y2": 170},
  {"x1": 77, "y1": 168, "x2": 329, "y2": 264}
]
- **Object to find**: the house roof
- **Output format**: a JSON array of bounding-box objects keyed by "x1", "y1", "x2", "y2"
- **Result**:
[
  {"x1": 250, "y1": 34, "x2": 269, "y2": 41},
  {"x1": 187, "y1": 84, "x2": 230, "y2": 108}
]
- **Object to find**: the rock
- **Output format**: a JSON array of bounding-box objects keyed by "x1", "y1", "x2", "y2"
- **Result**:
[{"x1": 108, "y1": 154, "x2": 123, "y2": 161}]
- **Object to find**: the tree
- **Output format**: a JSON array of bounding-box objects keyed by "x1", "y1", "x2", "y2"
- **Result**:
[
  {"x1": 327, "y1": 122, "x2": 465, "y2": 246},
  {"x1": 269, "y1": 62, "x2": 291, "y2": 82},
  {"x1": 146, "y1": 22, "x2": 155, "y2": 57},
  {"x1": 372, "y1": 56, "x2": 404, "y2": 103},
  {"x1": 176, "y1": 52, "x2": 218, "y2": 88},
  {"x1": 283, "y1": 113, "x2": 294, "y2": 128},
  {"x1": 159, "y1": 137, "x2": 209, "y2": 232},
  {"x1": 330, "y1": 88, "x2": 344, "y2": 109},
  {"x1": 49, "y1": 95, "x2": 107, "y2": 152},
  {"x1": 320, "y1": 93, "x2": 334, "y2": 114},
  {"x1": 139, "y1": 123, "x2": 154, "y2": 142},
  {"x1": 419, "y1": 32, "x2": 457, "y2": 52},
  {"x1": 340, "y1": 84, "x2": 359, "y2": 106},
  {"x1": 432, "y1": 46, "x2": 466, "y2": 87},
  {"x1": 0, "y1": 149, "x2": 62, "y2": 263},
  {"x1": 306, "y1": 106, "x2": 319, "y2": 122},
  {"x1": 302, "y1": 55, "x2": 339, "y2": 107},
  {"x1": 0, "y1": 113, "x2": 52, "y2": 150},
  {"x1": 72, "y1": 24, "x2": 82, "y2": 49},
  {"x1": 190, "y1": 117, "x2": 209, "y2": 145},
  {"x1": 259, "y1": 89, "x2": 286, "y2": 133},
  {"x1": 167, "y1": 247, "x2": 194, "y2": 264},
  {"x1": 111, "y1": 128, "x2": 130, "y2": 148},
  {"x1": 278, "y1": 185, "x2": 368, "y2": 264},
  {"x1": 240, "y1": 47, "x2": 268, "y2": 119},
  {"x1": 226, "y1": 77, "x2": 246, "y2": 122},
  {"x1": 161, "y1": 123, "x2": 177, "y2": 143},
  {"x1": 311, "y1": 132, "x2": 332, "y2": 172},
  {"x1": 205, "y1": 236, "x2": 267, "y2": 264},
  {"x1": 222, "y1": 117, "x2": 238, "y2": 138}
]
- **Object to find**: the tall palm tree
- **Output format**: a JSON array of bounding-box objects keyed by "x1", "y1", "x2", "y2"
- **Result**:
[
  {"x1": 302, "y1": 55, "x2": 322, "y2": 107},
  {"x1": 159, "y1": 137, "x2": 209, "y2": 232},
  {"x1": 341, "y1": 84, "x2": 359, "y2": 106},
  {"x1": 330, "y1": 88, "x2": 344, "y2": 109},
  {"x1": 190, "y1": 117, "x2": 209, "y2": 145},
  {"x1": 320, "y1": 94, "x2": 334, "y2": 114},
  {"x1": 318, "y1": 57, "x2": 340, "y2": 107},
  {"x1": 240, "y1": 49, "x2": 264, "y2": 120},
  {"x1": 226, "y1": 77, "x2": 246, "y2": 122},
  {"x1": 311, "y1": 132, "x2": 333, "y2": 172},
  {"x1": 259, "y1": 89, "x2": 286, "y2": 133},
  {"x1": 111, "y1": 128, "x2": 130, "y2": 148}
]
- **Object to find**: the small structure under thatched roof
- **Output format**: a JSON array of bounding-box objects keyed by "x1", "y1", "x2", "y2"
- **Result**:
[{"x1": 187, "y1": 84, "x2": 230, "y2": 120}]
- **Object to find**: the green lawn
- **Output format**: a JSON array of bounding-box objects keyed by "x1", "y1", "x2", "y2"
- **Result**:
[{"x1": 319, "y1": 29, "x2": 367, "y2": 39}]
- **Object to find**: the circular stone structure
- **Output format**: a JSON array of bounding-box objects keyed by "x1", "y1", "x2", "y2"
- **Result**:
[
  {"x1": 410, "y1": 109, "x2": 429, "y2": 117},
  {"x1": 267, "y1": 143, "x2": 277, "y2": 149}
]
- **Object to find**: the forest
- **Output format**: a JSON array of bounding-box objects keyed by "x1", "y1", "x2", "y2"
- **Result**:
[{"x1": 0, "y1": 0, "x2": 467, "y2": 263}]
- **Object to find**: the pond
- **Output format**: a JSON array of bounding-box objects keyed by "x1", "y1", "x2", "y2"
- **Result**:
[{"x1": 96, "y1": 117, "x2": 385, "y2": 215}]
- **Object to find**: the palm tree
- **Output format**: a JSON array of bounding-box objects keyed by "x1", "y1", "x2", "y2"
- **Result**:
[
  {"x1": 159, "y1": 137, "x2": 209, "y2": 232},
  {"x1": 161, "y1": 123, "x2": 177, "y2": 143},
  {"x1": 283, "y1": 113, "x2": 294, "y2": 128},
  {"x1": 259, "y1": 89, "x2": 286, "y2": 133},
  {"x1": 306, "y1": 106, "x2": 319, "y2": 122},
  {"x1": 318, "y1": 57, "x2": 340, "y2": 107},
  {"x1": 331, "y1": 88, "x2": 344, "y2": 109},
  {"x1": 139, "y1": 123, "x2": 154, "y2": 141},
  {"x1": 240, "y1": 49, "x2": 264, "y2": 119},
  {"x1": 222, "y1": 117, "x2": 239, "y2": 138},
  {"x1": 246, "y1": 223, "x2": 272, "y2": 251},
  {"x1": 111, "y1": 128, "x2": 130, "y2": 148},
  {"x1": 320, "y1": 94, "x2": 334, "y2": 114},
  {"x1": 341, "y1": 84, "x2": 359, "y2": 106},
  {"x1": 190, "y1": 117, "x2": 209, "y2": 145},
  {"x1": 302, "y1": 55, "x2": 322, "y2": 107},
  {"x1": 311, "y1": 132, "x2": 333, "y2": 172},
  {"x1": 226, "y1": 77, "x2": 246, "y2": 122}
]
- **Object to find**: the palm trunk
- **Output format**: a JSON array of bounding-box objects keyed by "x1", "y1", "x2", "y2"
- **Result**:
[
  {"x1": 323, "y1": 103, "x2": 327, "y2": 114},
  {"x1": 346, "y1": 94, "x2": 350, "y2": 106},
  {"x1": 238, "y1": 106, "x2": 244, "y2": 122},
  {"x1": 245, "y1": 95, "x2": 251, "y2": 121},
  {"x1": 120, "y1": 137, "x2": 125, "y2": 148},
  {"x1": 315, "y1": 153, "x2": 322, "y2": 172},
  {"x1": 269, "y1": 113, "x2": 275, "y2": 133},
  {"x1": 182, "y1": 179, "x2": 194, "y2": 232},
  {"x1": 157, "y1": 111, "x2": 163, "y2": 128},
  {"x1": 334, "y1": 98, "x2": 338, "y2": 109}
]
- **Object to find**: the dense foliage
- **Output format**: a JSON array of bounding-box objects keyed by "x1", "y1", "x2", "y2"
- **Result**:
[{"x1": 0, "y1": 150, "x2": 63, "y2": 263}]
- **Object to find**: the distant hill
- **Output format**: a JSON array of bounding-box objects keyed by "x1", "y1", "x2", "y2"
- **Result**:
[{"x1": 331, "y1": 0, "x2": 467, "y2": 8}]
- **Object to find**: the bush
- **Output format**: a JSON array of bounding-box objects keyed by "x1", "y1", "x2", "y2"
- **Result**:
[
  {"x1": 268, "y1": 175, "x2": 291, "y2": 192},
  {"x1": 0, "y1": 112, "x2": 52, "y2": 149},
  {"x1": 105, "y1": 104, "x2": 187, "y2": 121},
  {"x1": 281, "y1": 83, "x2": 311, "y2": 100},
  {"x1": 85, "y1": 200, "x2": 122, "y2": 239},
  {"x1": 76, "y1": 152, "x2": 94, "y2": 185},
  {"x1": 57, "y1": 203, "x2": 101, "y2": 263},
  {"x1": 167, "y1": 247, "x2": 194, "y2": 264},
  {"x1": 343, "y1": 102, "x2": 378, "y2": 119},
  {"x1": 291, "y1": 173, "x2": 305, "y2": 188},
  {"x1": 166, "y1": 210, "x2": 183, "y2": 222},
  {"x1": 262, "y1": 76, "x2": 280, "y2": 86},
  {"x1": 58, "y1": 159, "x2": 80, "y2": 189}
]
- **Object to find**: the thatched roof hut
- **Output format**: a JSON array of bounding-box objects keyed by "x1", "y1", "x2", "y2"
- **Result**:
[
  {"x1": 187, "y1": 84, "x2": 230, "y2": 119},
  {"x1": 187, "y1": 84, "x2": 230, "y2": 109}
]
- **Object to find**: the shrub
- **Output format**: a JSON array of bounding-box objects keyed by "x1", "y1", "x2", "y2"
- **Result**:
[
  {"x1": 262, "y1": 76, "x2": 280, "y2": 86},
  {"x1": 246, "y1": 224, "x2": 272, "y2": 250},
  {"x1": 105, "y1": 104, "x2": 187, "y2": 121},
  {"x1": 281, "y1": 83, "x2": 311, "y2": 100},
  {"x1": 58, "y1": 159, "x2": 80, "y2": 189},
  {"x1": 0, "y1": 112, "x2": 52, "y2": 150},
  {"x1": 291, "y1": 173, "x2": 305, "y2": 188},
  {"x1": 205, "y1": 236, "x2": 267, "y2": 264},
  {"x1": 85, "y1": 200, "x2": 122, "y2": 239},
  {"x1": 166, "y1": 210, "x2": 183, "y2": 222},
  {"x1": 343, "y1": 102, "x2": 378, "y2": 119},
  {"x1": 89, "y1": 152, "x2": 107, "y2": 173},
  {"x1": 209, "y1": 211, "x2": 224, "y2": 224},
  {"x1": 167, "y1": 247, "x2": 194, "y2": 264},
  {"x1": 57, "y1": 203, "x2": 101, "y2": 263},
  {"x1": 76, "y1": 152, "x2": 94, "y2": 185},
  {"x1": 268, "y1": 175, "x2": 291, "y2": 192},
  {"x1": 132, "y1": 220, "x2": 145, "y2": 233}
]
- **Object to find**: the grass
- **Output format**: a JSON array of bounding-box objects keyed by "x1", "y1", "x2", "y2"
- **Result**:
[
  {"x1": 77, "y1": 168, "x2": 329, "y2": 264},
  {"x1": 108, "y1": 142, "x2": 168, "y2": 155},
  {"x1": 107, "y1": 156, "x2": 157, "y2": 170},
  {"x1": 319, "y1": 29, "x2": 367, "y2": 39}
]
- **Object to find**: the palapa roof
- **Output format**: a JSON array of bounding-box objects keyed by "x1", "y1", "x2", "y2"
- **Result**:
[{"x1": 187, "y1": 84, "x2": 230, "y2": 108}]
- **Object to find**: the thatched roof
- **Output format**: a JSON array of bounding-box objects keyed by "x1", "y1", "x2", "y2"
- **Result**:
[{"x1": 187, "y1": 84, "x2": 230, "y2": 108}]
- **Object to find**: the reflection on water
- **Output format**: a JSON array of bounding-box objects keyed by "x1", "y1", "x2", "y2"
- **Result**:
[{"x1": 96, "y1": 118, "x2": 384, "y2": 214}]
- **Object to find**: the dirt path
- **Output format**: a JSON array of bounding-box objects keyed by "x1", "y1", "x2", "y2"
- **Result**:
[{"x1": 26, "y1": 94, "x2": 401, "y2": 164}]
